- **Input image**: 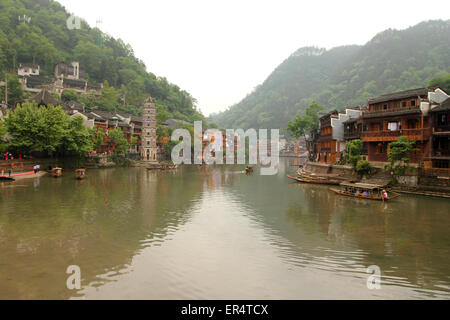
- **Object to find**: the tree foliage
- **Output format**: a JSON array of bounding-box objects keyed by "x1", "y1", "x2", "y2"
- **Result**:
[
  {"x1": 344, "y1": 139, "x2": 363, "y2": 168},
  {"x1": 287, "y1": 101, "x2": 324, "y2": 138},
  {"x1": 0, "y1": 120, "x2": 7, "y2": 152},
  {"x1": 429, "y1": 73, "x2": 450, "y2": 93},
  {"x1": 108, "y1": 128, "x2": 128, "y2": 154},
  {"x1": 211, "y1": 20, "x2": 450, "y2": 130},
  {"x1": 388, "y1": 136, "x2": 418, "y2": 168},
  {"x1": 61, "y1": 115, "x2": 94, "y2": 156},
  {"x1": 5, "y1": 102, "x2": 93, "y2": 156},
  {"x1": 0, "y1": 0, "x2": 204, "y2": 122},
  {"x1": 0, "y1": 73, "x2": 24, "y2": 107},
  {"x1": 61, "y1": 89, "x2": 78, "y2": 102}
]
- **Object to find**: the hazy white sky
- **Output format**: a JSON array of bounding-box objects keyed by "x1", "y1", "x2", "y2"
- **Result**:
[{"x1": 58, "y1": 0, "x2": 449, "y2": 116}]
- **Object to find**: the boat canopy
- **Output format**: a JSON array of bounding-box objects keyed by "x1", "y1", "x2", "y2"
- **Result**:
[{"x1": 340, "y1": 182, "x2": 387, "y2": 190}]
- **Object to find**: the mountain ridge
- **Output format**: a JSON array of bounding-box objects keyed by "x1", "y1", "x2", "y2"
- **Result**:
[{"x1": 210, "y1": 19, "x2": 450, "y2": 132}]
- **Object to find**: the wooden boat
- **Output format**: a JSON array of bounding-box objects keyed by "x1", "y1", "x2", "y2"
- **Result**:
[
  {"x1": 75, "y1": 168, "x2": 86, "y2": 180},
  {"x1": 51, "y1": 167, "x2": 62, "y2": 178},
  {"x1": 146, "y1": 164, "x2": 178, "y2": 170},
  {"x1": 0, "y1": 176, "x2": 15, "y2": 181},
  {"x1": 287, "y1": 174, "x2": 341, "y2": 185},
  {"x1": 330, "y1": 182, "x2": 401, "y2": 201}
]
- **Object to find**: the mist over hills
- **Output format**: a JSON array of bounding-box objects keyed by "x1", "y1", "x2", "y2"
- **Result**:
[
  {"x1": 0, "y1": 0, "x2": 205, "y2": 123},
  {"x1": 209, "y1": 20, "x2": 450, "y2": 131}
]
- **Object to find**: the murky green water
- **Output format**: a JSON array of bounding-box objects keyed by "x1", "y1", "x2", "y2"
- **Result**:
[{"x1": 0, "y1": 159, "x2": 449, "y2": 299}]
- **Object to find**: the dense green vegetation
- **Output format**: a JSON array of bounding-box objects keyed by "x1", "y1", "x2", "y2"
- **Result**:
[
  {"x1": 210, "y1": 20, "x2": 450, "y2": 132},
  {"x1": 4, "y1": 102, "x2": 135, "y2": 159},
  {"x1": 429, "y1": 73, "x2": 450, "y2": 92},
  {"x1": 5, "y1": 102, "x2": 94, "y2": 156},
  {"x1": 0, "y1": 121, "x2": 7, "y2": 152},
  {"x1": 387, "y1": 136, "x2": 419, "y2": 175},
  {"x1": 0, "y1": 0, "x2": 212, "y2": 125},
  {"x1": 286, "y1": 101, "x2": 323, "y2": 139}
]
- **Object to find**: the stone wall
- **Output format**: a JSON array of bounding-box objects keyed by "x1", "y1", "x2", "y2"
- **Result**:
[
  {"x1": 304, "y1": 162, "x2": 359, "y2": 180},
  {"x1": 419, "y1": 175, "x2": 450, "y2": 188}
]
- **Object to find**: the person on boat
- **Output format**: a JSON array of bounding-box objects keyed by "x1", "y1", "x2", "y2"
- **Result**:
[
  {"x1": 362, "y1": 190, "x2": 368, "y2": 196},
  {"x1": 355, "y1": 189, "x2": 361, "y2": 195}
]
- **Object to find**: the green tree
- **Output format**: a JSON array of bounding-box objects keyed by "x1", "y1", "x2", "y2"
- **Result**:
[
  {"x1": 0, "y1": 121, "x2": 7, "y2": 152},
  {"x1": 61, "y1": 90, "x2": 78, "y2": 102},
  {"x1": 429, "y1": 73, "x2": 450, "y2": 93},
  {"x1": 287, "y1": 101, "x2": 324, "y2": 139},
  {"x1": 388, "y1": 136, "x2": 418, "y2": 170},
  {"x1": 97, "y1": 81, "x2": 120, "y2": 110},
  {"x1": 355, "y1": 159, "x2": 373, "y2": 177},
  {"x1": 344, "y1": 139, "x2": 363, "y2": 168},
  {"x1": 5, "y1": 74, "x2": 24, "y2": 107},
  {"x1": 94, "y1": 129, "x2": 106, "y2": 152},
  {"x1": 5, "y1": 103, "x2": 68, "y2": 155},
  {"x1": 5, "y1": 102, "x2": 93, "y2": 157},
  {"x1": 61, "y1": 115, "x2": 94, "y2": 157},
  {"x1": 108, "y1": 128, "x2": 129, "y2": 154}
]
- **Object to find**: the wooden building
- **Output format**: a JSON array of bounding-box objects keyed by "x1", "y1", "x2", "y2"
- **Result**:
[
  {"x1": 361, "y1": 88, "x2": 433, "y2": 163},
  {"x1": 317, "y1": 110, "x2": 339, "y2": 163},
  {"x1": 429, "y1": 98, "x2": 450, "y2": 169}
]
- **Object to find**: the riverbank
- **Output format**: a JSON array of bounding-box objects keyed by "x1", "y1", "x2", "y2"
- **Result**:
[
  {"x1": 299, "y1": 161, "x2": 450, "y2": 199},
  {"x1": 0, "y1": 170, "x2": 47, "y2": 181}
]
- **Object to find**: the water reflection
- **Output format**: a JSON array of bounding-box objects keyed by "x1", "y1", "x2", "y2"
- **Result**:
[{"x1": 0, "y1": 160, "x2": 449, "y2": 299}]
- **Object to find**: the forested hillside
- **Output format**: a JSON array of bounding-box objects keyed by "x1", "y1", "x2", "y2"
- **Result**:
[
  {"x1": 0, "y1": 0, "x2": 206, "y2": 123},
  {"x1": 210, "y1": 20, "x2": 450, "y2": 131}
]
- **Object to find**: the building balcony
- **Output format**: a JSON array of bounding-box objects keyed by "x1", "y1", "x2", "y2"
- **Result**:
[
  {"x1": 317, "y1": 134, "x2": 332, "y2": 142},
  {"x1": 433, "y1": 125, "x2": 450, "y2": 135},
  {"x1": 362, "y1": 106, "x2": 421, "y2": 118},
  {"x1": 432, "y1": 149, "x2": 450, "y2": 158},
  {"x1": 344, "y1": 133, "x2": 361, "y2": 140},
  {"x1": 362, "y1": 128, "x2": 430, "y2": 142}
]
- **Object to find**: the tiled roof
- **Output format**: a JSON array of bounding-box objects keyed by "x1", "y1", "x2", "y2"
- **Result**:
[
  {"x1": 368, "y1": 88, "x2": 429, "y2": 104},
  {"x1": 31, "y1": 88, "x2": 59, "y2": 106},
  {"x1": 431, "y1": 98, "x2": 450, "y2": 112}
]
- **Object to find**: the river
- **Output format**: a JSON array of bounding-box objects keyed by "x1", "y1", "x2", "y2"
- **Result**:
[{"x1": 0, "y1": 158, "x2": 449, "y2": 299}]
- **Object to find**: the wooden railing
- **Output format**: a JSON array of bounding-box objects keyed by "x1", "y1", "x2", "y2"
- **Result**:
[
  {"x1": 362, "y1": 105, "x2": 420, "y2": 116},
  {"x1": 422, "y1": 167, "x2": 450, "y2": 177},
  {"x1": 362, "y1": 128, "x2": 430, "y2": 141},
  {"x1": 433, "y1": 125, "x2": 450, "y2": 133},
  {"x1": 432, "y1": 150, "x2": 450, "y2": 157}
]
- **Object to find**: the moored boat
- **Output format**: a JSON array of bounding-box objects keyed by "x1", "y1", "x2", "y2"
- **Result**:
[
  {"x1": 51, "y1": 167, "x2": 62, "y2": 178},
  {"x1": 330, "y1": 182, "x2": 401, "y2": 201},
  {"x1": 287, "y1": 174, "x2": 341, "y2": 185},
  {"x1": 75, "y1": 168, "x2": 86, "y2": 180},
  {"x1": 146, "y1": 164, "x2": 178, "y2": 170},
  {"x1": 0, "y1": 176, "x2": 15, "y2": 181}
]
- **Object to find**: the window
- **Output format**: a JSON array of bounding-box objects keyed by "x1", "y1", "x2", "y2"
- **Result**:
[
  {"x1": 383, "y1": 104, "x2": 388, "y2": 110},
  {"x1": 387, "y1": 121, "x2": 401, "y2": 131},
  {"x1": 438, "y1": 113, "x2": 449, "y2": 126},
  {"x1": 411, "y1": 100, "x2": 416, "y2": 106},
  {"x1": 402, "y1": 101, "x2": 407, "y2": 107}
]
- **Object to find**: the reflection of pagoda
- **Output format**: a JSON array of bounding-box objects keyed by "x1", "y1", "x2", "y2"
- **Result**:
[{"x1": 141, "y1": 96, "x2": 158, "y2": 163}]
